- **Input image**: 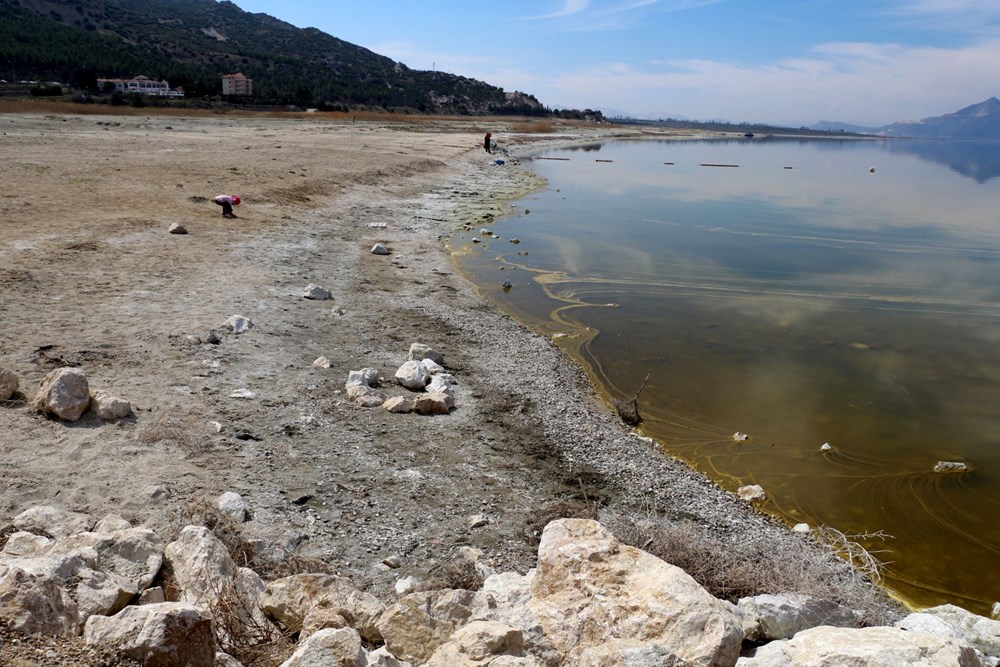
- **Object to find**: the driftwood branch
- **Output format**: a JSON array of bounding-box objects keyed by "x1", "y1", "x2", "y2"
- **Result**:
[{"x1": 614, "y1": 373, "x2": 650, "y2": 426}]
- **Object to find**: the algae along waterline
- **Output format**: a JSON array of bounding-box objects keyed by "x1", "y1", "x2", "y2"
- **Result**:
[{"x1": 453, "y1": 136, "x2": 1000, "y2": 614}]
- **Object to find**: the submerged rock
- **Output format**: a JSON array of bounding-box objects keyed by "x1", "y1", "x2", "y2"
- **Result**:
[{"x1": 934, "y1": 461, "x2": 969, "y2": 473}]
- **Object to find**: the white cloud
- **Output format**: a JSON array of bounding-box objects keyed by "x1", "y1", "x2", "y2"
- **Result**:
[
  {"x1": 509, "y1": 37, "x2": 1000, "y2": 124},
  {"x1": 524, "y1": 0, "x2": 590, "y2": 20}
]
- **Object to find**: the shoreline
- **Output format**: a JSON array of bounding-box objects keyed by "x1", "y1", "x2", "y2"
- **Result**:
[{"x1": 0, "y1": 112, "x2": 901, "y2": 624}]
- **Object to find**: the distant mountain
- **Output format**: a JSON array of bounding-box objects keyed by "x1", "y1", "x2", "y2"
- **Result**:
[
  {"x1": 879, "y1": 98, "x2": 1000, "y2": 139},
  {"x1": 811, "y1": 121, "x2": 880, "y2": 134},
  {"x1": 0, "y1": 0, "x2": 545, "y2": 114},
  {"x1": 812, "y1": 98, "x2": 1000, "y2": 139}
]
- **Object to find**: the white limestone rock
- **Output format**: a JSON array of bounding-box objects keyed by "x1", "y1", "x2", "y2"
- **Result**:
[
  {"x1": 469, "y1": 571, "x2": 557, "y2": 667},
  {"x1": 140, "y1": 587, "x2": 166, "y2": 605},
  {"x1": 217, "y1": 492, "x2": 249, "y2": 523},
  {"x1": 371, "y1": 243, "x2": 391, "y2": 255},
  {"x1": 427, "y1": 373, "x2": 456, "y2": 397},
  {"x1": 302, "y1": 284, "x2": 332, "y2": 300},
  {"x1": 0, "y1": 368, "x2": 18, "y2": 400},
  {"x1": 383, "y1": 396, "x2": 415, "y2": 414},
  {"x1": 346, "y1": 367, "x2": 380, "y2": 388},
  {"x1": 83, "y1": 602, "x2": 216, "y2": 667},
  {"x1": 577, "y1": 639, "x2": 687, "y2": 666},
  {"x1": 407, "y1": 343, "x2": 444, "y2": 366},
  {"x1": 898, "y1": 604, "x2": 1000, "y2": 659},
  {"x1": 738, "y1": 484, "x2": 767, "y2": 502},
  {"x1": 13, "y1": 505, "x2": 93, "y2": 539},
  {"x1": 278, "y1": 627, "x2": 366, "y2": 667},
  {"x1": 163, "y1": 525, "x2": 237, "y2": 608},
  {"x1": 394, "y1": 576, "x2": 418, "y2": 596},
  {"x1": 736, "y1": 625, "x2": 981, "y2": 667},
  {"x1": 792, "y1": 523, "x2": 811, "y2": 534},
  {"x1": 312, "y1": 356, "x2": 331, "y2": 369},
  {"x1": 528, "y1": 519, "x2": 743, "y2": 667},
  {"x1": 395, "y1": 360, "x2": 430, "y2": 390},
  {"x1": 261, "y1": 573, "x2": 386, "y2": 643},
  {"x1": 225, "y1": 314, "x2": 253, "y2": 334},
  {"x1": 346, "y1": 384, "x2": 387, "y2": 407},
  {"x1": 376, "y1": 589, "x2": 479, "y2": 665},
  {"x1": 0, "y1": 566, "x2": 80, "y2": 637},
  {"x1": 89, "y1": 389, "x2": 132, "y2": 420},
  {"x1": 419, "y1": 358, "x2": 445, "y2": 375},
  {"x1": 413, "y1": 392, "x2": 454, "y2": 415},
  {"x1": 93, "y1": 527, "x2": 164, "y2": 591},
  {"x1": 424, "y1": 620, "x2": 526, "y2": 667},
  {"x1": 934, "y1": 461, "x2": 969, "y2": 473},
  {"x1": 93, "y1": 514, "x2": 132, "y2": 533},
  {"x1": 738, "y1": 593, "x2": 861, "y2": 642},
  {"x1": 32, "y1": 367, "x2": 91, "y2": 421}
]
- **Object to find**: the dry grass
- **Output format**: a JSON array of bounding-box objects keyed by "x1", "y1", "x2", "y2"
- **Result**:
[
  {"x1": 208, "y1": 573, "x2": 294, "y2": 667},
  {"x1": 135, "y1": 416, "x2": 193, "y2": 447},
  {"x1": 519, "y1": 121, "x2": 558, "y2": 133},
  {"x1": 423, "y1": 558, "x2": 486, "y2": 593},
  {"x1": 602, "y1": 510, "x2": 903, "y2": 627}
]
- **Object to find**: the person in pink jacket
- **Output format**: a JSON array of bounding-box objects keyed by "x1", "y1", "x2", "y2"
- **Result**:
[{"x1": 212, "y1": 194, "x2": 241, "y2": 218}]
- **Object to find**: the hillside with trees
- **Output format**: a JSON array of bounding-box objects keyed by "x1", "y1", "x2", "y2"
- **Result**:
[{"x1": 0, "y1": 0, "x2": 551, "y2": 115}]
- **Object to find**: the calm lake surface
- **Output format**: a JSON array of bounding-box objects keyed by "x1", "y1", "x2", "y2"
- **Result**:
[{"x1": 452, "y1": 136, "x2": 1000, "y2": 613}]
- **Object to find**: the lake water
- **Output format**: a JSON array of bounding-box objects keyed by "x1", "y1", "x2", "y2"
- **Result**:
[{"x1": 452, "y1": 136, "x2": 1000, "y2": 614}]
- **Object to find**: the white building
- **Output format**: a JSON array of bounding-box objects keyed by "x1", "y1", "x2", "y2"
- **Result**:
[
  {"x1": 98, "y1": 75, "x2": 184, "y2": 98},
  {"x1": 222, "y1": 72, "x2": 253, "y2": 96}
]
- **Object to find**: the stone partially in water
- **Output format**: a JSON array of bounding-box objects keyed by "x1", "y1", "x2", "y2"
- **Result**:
[
  {"x1": 738, "y1": 485, "x2": 766, "y2": 502},
  {"x1": 933, "y1": 461, "x2": 969, "y2": 473}
]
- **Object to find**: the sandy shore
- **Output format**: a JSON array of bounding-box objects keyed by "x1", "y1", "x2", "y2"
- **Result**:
[{"x1": 0, "y1": 111, "x2": 896, "y2": 621}]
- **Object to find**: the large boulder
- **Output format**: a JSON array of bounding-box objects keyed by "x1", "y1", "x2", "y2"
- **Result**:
[
  {"x1": 83, "y1": 601, "x2": 216, "y2": 666},
  {"x1": 32, "y1": 367, "x2": 91, "y2": 421},
  {"x1": 12, "y1": 505, "x2": 93, "y2": 539},
  {"x1": 470, "y1": 571, "x2": 559, "y2": 667},
  {"x1": 0, "y1": 529, "x2": 143, "y2": 624},
  {"x1": 394, "y1": 361, "x2": 430, "y2": 390},
  {"x1": 737, "y1": 625, "x2": 981, "y2": 666},
  {"x1": 163, "y1": 525, "x2": 237, "y2": 608},
  {"x1": 528, "y1": 519, "x2": 743, "y2": 667},
  {"x1": 898, "y1": 604, "x2": 1000, "y2": 660},
  {"x1": 424, "y1": 620, "x2": 527, "y2": 667},
  {"x1": 577, "y1": 639, "x2": 689, "y2": 666},
  {"x1": 0, "y1": 566, "x2": 80, "y2": 637},
  {"x1": 261, "y1": 573, "x2": 386, "y2": 643},
  {"x1": 278, "y1": 627, "x2": 367, "y2": 667},
  {"x1": 738, "y1": 593, "x2": 861, "y2": 642},
  {"x1": 376, "y1": 588, "x2": 478, "y2": 665}
]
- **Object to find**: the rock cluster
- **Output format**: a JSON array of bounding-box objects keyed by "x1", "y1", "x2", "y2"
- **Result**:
[
  {"x1": 2, "y1": 366, "x2": 132, "y2": 422},
  {"x1": 343, "y1": 343, "x2": 456, "y2": 414},
  {"x1": 2, "y1": 511, "x2": 999, "y2": 667}
]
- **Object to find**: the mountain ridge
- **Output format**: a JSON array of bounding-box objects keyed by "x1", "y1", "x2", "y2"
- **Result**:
[
  {"x1": 812, "y1": 97, "x2": 1000, "y2": 139},
  {"x1": 0, "y1": 0, "x2": 547, "y2": 114}
]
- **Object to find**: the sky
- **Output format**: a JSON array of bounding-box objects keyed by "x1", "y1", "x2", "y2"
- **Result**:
[{"x1": 226, "y1": 0, "x2": 1000, "y2": 127}]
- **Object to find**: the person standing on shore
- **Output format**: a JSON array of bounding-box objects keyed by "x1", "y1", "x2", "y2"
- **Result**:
[
  {"x1": 212, "y1": 194, "x2": 241, "y2": 218},
  {"x1": 484, "y1": 132, "x2": 492, "y2": 154}
]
